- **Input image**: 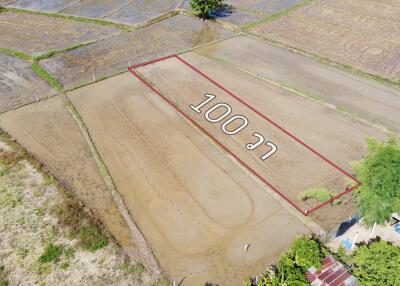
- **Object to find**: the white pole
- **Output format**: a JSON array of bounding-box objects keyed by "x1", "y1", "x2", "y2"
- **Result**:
[
  {"x1": 351, "y1": 232, "x2": 359, "y2": 250},
  {"x1": 369, "y1": 221, "x2": 377, "y2": 239},
  {"x1": 173, "y1": 280, "x2": 176, "y2": 286},
  {"x1": 92, "y1": 74, "x2": 96, "y2": 82}
]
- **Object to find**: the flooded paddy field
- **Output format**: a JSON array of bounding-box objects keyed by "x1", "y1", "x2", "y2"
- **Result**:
[
  {"x1": 251, "y1": 0, "x2": 400, "y2": 82},
  {"x1": 197, "y1": 36, "x2": 400, "y2": 133},
  {"x1": 40, "y1": 15, "x2": 234, "y2": 89},
  {"x1": 67, "y1": 72, "x2": 311, "y2": 284},
  {"x1": 0, "y1": 11, "x2": 122, "y2": 56},
  {"x1": 0, "y1": 53, "x2": 56, "y2": 113}
]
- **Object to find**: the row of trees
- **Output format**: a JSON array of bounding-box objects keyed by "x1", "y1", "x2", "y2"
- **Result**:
[{"x1": 244, "y1": 237, "x2": 400, "y2": 286}]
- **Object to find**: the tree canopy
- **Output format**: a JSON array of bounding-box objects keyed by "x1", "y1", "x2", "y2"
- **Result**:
[
  {"x1": 190, "y1": 0, "x2": 224, "y2": 20},
  {"x1": 352, "y1": 137, "x2": 400, "y2": 225},
  {"x1": 353, "y1": 239, "x2": 400, "y2": 285}
]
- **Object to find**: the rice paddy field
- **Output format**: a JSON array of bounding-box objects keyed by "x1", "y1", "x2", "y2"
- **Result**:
[{"x1": 0, "y1": 1, "x2": 399, "y2": 285}]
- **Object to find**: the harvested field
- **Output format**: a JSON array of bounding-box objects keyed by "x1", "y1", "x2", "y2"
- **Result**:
[
  {"x1": 0, "y1": 0, "x2": 14, "y2": 6},
  {"x1": 228, "y1": 0, "x2": 304, "y2": 15},
  {"x1": 60, "y1": 0, "x2": 130, "y2": 18},
  {"x1": 136, "y1": 52, "x2": 387, "y2": 228},
  {"x1": 0, "y1": 96, "x2": 146, "y2": 266},
  {"x1": 67, "y1": 72, "x2": 311, "y2": 285},
  {"x1": 0, "y1": 53, "x2": 56, "y2": 113},
  {"x1": 0, "y1": 11, "x2": 122, "y2": 56},
  {"x1": 40, "y1": 15, "x2": 234, "y2": 89},
  {"x1": 105, "y1": 0, "x2": 181, "y2": 24},
  {"x1": 8, "y1": 0, "x2": 78, "y2": 12},
  {"x1": 197, "y1": 36, "x2": 400, "y2": 133},
  {"x1": 251, "y1": 0, "x2": 400, "y2": 81}
]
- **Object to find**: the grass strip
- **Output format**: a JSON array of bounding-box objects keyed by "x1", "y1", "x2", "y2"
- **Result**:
[
  {"x1": 0, "y1": 47, "x2": 33, "y2": 61},
  {"x1": 242, "y1": 0, "x2": 314, "y2": 31},
  {"x1": 34, "y1": 43, "x2": 89, "y2": 61},
  {"x1": 31, "y1": 62, "x2": 63, "y2": 91},
  {"x1": 5, "y1": 7, "x2": 133, "y2": 31}
]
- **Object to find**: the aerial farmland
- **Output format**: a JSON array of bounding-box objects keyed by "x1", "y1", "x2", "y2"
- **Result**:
[{"x1": 0, "y1": 1, "x2": 399, "y2": 285}]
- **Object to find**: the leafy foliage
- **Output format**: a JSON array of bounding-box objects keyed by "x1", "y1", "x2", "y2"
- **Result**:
[
  {"x1": 248, "y1": 237, "x2": 325, "y2": 286},
  {"x1": 297, "y1": 187, "x2": 332, "y2": 202},
  {"x1": 39, "y1": 244, "x2": 62, "y2": 263},
  {"x1": 190, "y1": 0, "x2": 224, "y2": 20},
  {"x1": 353, "y1": 239, "x2": 400, "y2": 285},
  {"x1": 352, "y1": 137, "x2": 400, "y2": 225}
]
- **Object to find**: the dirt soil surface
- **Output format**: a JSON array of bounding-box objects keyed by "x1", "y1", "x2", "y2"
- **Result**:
[
  {"x1": 0, "y1": 53, "x2": 56, "y2": 113},
  {"x1": 8, "y1": 0, "x2": 78, "y2": 12},
  {"x1": 228, "y1": 0, "x2": 304, "y2": 15},
  {"x1": 67, "y1": 72, "x2": 311, "y2": 285},
  {"x1": 40, "y1": 15, "x2": 234, "y2": 89},
  {"x1": 197, "y1": 36, "x2": 400, "y2": 133},
  {"x1": 0, "y1": 96, "x2": 148, "y2": 266},
  {"x1": 59, "y1": 0, "x2": 130, "y2": 19},
  {"x1": 251, "y1": 0, "x2": 400, "y2": 82},
  {"x1": 137, "y1": 52, "x2": 388, "y2": 229},
  {"x1": 0, "y1": 11, "x2": 122, "y2": 56},
  {"x1": 105, "y1": 0, "x2": 181, "y2": 24}
]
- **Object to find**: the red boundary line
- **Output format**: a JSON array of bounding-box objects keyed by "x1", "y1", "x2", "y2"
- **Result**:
[{"x1": 127, "y1": 54, "x2": 361, "y2": 216}]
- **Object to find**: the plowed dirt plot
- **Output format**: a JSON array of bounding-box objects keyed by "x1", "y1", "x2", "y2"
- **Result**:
[
  {"x1": 251, "y1": 0, "x2": 400, "y2": 81},
  {"x1": 105, "y1": 0, "x2": 181, "y2": 24},
  {"x1": 67, "y1": 72, "x2": 311, "y2": 285},
  {"x1": 0, "y1": 96, "x2": 141, "y2": 264},
  {"x1": 0, "y1": 11, "x2": 122, "y2": 56},
  {"x1": 228, "y1": 0, "x2": 303, "y2": 15},
  {"x1": 135, "y1": 53, "x2": 387, "y2": 226},
  {"x1": 9, "y1": 0, "x2": 78, "y2": 12},
  {"x1": 41, "y1": 15, "x2": 233, "y2": 89},
  {"x1": 60, "y1": 0, "x2": 129, "y2": 18},
  {"x1": 0, "y1": 53, "x2": 56, "y2": 113},
  {"x1": 197, "y1": 36, "x2": 400, "y2": 133}
]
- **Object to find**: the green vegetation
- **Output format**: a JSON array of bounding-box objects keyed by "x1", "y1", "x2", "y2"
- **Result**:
[
  {"x1": 353, "y1": 239, "x2": 400, "y2": 286},
  {"x1": 0, "y1": 47, "x2": 33, "y2": 61},
  {"x1": 31, "y1": 62, "x2": 63, "y2": 91},
  {"x1": 190, "y1": 0, "x2": 224, "y2": 20},
  {"x1": 34, "y1": 43, "x2": 89, "y2": 61},
  {"x1": 352, "y1": 137, "x2": 400, "y2": 226},
  {"x1": 244, "y1": 237, "x2": 327, "y2": 285},
  {"x1": 297, "y1": 187, "x2": 332, "y2": 202},
  {"x1": 52, "y1": 194, "x2": 109, "y2": 251},
  {"x1": 38, "y1": 244, "x2": 63, "y2": 263},
  {"x1": 152, "y1": 276, "x2": 172, "y2": 286},
  {"x1": 5, "y1": 7, "x2": 132, "y2": 31},
  {"x1": 0, "y1": 265, "x2": 8, "y2": 286}
]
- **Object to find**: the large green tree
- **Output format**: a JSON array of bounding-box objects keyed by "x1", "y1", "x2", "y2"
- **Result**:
[
  {"x1": 352, "y1": 137, "x2": 400, "y2": 225},
  {"x1": 353, "y1": 240, "x2": 400, "y2": 285},
  {"x1": 249, "y1": 237, "x2": 325, "y2": 286},
  {"x1": 190, "y1": 0, "x2": 224, "y2": 20}
]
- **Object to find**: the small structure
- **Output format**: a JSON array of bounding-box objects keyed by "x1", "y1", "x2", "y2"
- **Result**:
[{"x1": 307, "y1": 256, "x2": 359, "y2": 286}]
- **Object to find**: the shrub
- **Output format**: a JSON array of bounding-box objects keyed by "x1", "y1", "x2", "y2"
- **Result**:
[
  {"x1": 190, "y1": 0, "x2": 224, "y2": 20},
  {"x1": 297, "y1": 187, "x2": 332, "y2": 202},
  {"x1": 39, "y1": 244, "x2": 62, "y2": 263}
]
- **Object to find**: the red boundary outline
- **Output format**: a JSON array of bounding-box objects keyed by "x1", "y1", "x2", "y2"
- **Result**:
[{"x1": 128, "y1": 54, "x2": 361, "y2": 216}]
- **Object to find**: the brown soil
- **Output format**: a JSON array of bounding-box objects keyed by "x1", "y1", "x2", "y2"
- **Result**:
[
  {"x1": 251, "y1": 0, "x2": 400, "y2": 81},
  {"x1": 0, "y1": 11, "x2": 122, "y2": 56},
  {"x1": 0, "y1": 96, "x2": 142, "y2": 263},
  {"x1": 0, "y1": 53, "x2": 56, "y2": 113},
  {"x1": 196, "y1": 35, "x2": 400, "y2": 133},
  {"x1": 138, "y1": 52, "x2": 388, "y2": 230},
  {"x1": 67, "y1": 72, "x2": 311, "y2": 285},
  {"x1": 40, "y1": 15, "x2": 234, "y2": 89}
]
